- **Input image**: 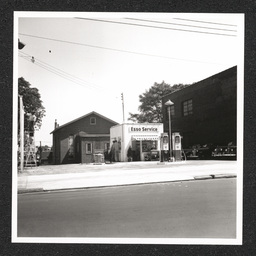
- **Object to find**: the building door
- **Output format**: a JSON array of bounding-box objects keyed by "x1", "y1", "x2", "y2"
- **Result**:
[
  {"x1": 132, "y1": 140, "x2": 141, "y2": 161},
  {"x1": 81, "y1": 141, "x2": 93, "y2": 164}
]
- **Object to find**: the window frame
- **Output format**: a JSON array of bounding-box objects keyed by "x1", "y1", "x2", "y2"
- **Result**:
[
  {"x1": 183, "y1": 99, "x2": 193, "y2": 116},
  {"x1": 90, "y1": 117, "x2": 96, "y2": 125},
  {"x1": 85, "y1": 142, "x2": 93, "y2": 154}
]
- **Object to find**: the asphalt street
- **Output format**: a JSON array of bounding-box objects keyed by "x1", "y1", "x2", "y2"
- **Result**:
[{"x1": 18, "y1": 178, "x2": 236, "y2": 238}]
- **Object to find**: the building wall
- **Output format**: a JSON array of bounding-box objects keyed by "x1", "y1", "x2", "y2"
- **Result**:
[
  {"x1": 110, "y1": 123, "x2": 163, "y2": 161},
  {"x1": 162, "y1": 66, "x2": 237, "y2": 148},
  {"x1": 52, "y1": 113, "x2": 117, "y2": 164},
  {"x1": 110, "y1": 124, "x2": 123, "y2": 161}
]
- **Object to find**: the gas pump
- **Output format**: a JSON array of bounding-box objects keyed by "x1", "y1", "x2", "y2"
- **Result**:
[
  {"x1": 172, "y1": 132, "x2": 182, "y2": 161},
  {"x1": 160, "y1": 133, "x2": 169, "y2": 162}
]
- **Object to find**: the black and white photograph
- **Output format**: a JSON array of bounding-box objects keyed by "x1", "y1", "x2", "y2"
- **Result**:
[{"x1": 12, "y1": 12, "x2": 244, "y2": 245}]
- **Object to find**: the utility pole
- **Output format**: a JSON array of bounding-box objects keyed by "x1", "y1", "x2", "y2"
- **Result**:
[
  {"x1": 121, "y1": 92, "x2": 125, "y2": 161},
  {"x1": 121, "y1": 92, "x2": 125, "y2": 123},
  {"x1": 18, "y1": 39, "x2": 25, "y2": 171},
  {"x1": 40, "y1": 141, "x2": 42, "y2": 165},
  {"x1": 19, "y1": 96, "x2": 24, "y2": 172}
]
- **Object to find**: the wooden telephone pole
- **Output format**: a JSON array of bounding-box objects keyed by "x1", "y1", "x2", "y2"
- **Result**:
[
  {"x1": 121, "y1": 92, "x2": 125, "y2": 123},
  {"x1": 19, "y1": 96, "x2": 24, "y2": 172}
]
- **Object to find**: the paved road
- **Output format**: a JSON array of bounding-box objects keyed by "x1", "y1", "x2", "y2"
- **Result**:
[{"x1": 18, "y1": 178, "x2": 236, "y2": 238}]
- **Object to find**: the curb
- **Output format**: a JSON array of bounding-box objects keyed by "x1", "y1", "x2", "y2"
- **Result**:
[
  {"x1": 18, "y1": 188, "x2": 44, "y2": 194},
  {"x1": 194, "y1": 173, "x2": 237, "y2": 180},
  {"x1": 194, "y1": 175, "x2": 213, "y2": 180},
  {"x1": 18, "y1": 179, "x2": 194, "y2": 194},
  {"x1": 17, "y1": 174, "x2": 236, "y2": 194},
  {"x1": 212, "y1": 174, "x2": 237, "y2": 179}
]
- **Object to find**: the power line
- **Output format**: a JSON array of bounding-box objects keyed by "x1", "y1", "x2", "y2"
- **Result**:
[
  {"x1": 173, "y1": 17, "x2": 237, "y2": 27},
  {"x1": 19, "y1": 54, "x2": 91, "y2": 89},
  {"x1": 75, "y1": 17, "x2": 236, "y2": 37},
  {"x1": 19, "y1": 54, "x2": 111, "y2": 92},
  {"x1": 19, "y1": 51, "x2": 104, "y2": 91},
  {"x1": 19, "y1": 53, "x2": 121, "y2": 100},
  {"x1": 20, "y1": 56, "x2": 85, "y2": 88},
  {"x1": 124, "y1": 18, "x2": 237, "y2": 33},
  {"x1": 18, "y1": 33, "x2": 222, "y2": 65}
]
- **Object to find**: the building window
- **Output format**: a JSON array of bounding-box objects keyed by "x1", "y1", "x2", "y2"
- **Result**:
[
  {"x1": 183, "y1": 99, "x2": 193, "y2": 116},
  {"x1": 86, "y1": 143, "x2": 92, "y2": 154},
  {"x1": 142, "y1": 140, "x2": 158, "y2": 152},
  {"x1": 90, "y1": 117, "x2": 96, "y2": 125}
]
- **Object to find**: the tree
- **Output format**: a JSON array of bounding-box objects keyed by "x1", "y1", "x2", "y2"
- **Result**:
[
  {"x1": 128, "y1": 81, "x2": 190, "y2": 123},
  {"x1": 18, "y1": 77, "x2": 46, "y2": 132}
]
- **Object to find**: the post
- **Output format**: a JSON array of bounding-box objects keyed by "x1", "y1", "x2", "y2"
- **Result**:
[
  {"x1": 165, "y1": 100, "x2": 174, "y2": 161},
  {"x1": 40, "y1": 141, "x2": 42, "y2": 164},
  {"x1": 121, "y1": 93, "x2": 125, "y2": 161},
  {"x1": 167, "y1": 107, "x2": 172, "y2": 160},
  {"x1": 140, "y1": 140, "x2": 143, "y2": 161},
  {"x1": 159, "y1": 135, "x2": 162, "y2": 162},
  {"x1": 18, "y1": 41, "x2": 25, "y2": 171},
  {"x1": 19, "y1": 96, "x2": 24, "y2": 172},
  {"x1": 121, "y1": 92, "x2": 125, "y2": 123}
]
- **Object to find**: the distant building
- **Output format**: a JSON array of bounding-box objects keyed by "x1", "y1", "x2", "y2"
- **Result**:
[
  {"x1": 162, "y1": 66, "x2": 237, "y2": 149},
  {"x1": 51, "y1": 112, "x2": 119, "y2": 164}
]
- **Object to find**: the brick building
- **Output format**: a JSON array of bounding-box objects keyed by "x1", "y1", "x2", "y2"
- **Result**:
[
  {"x1": 162, "y1": 66, "x2": 237, "y2": 149},
  {"x1": 51, "y1": 111, "x2": 118, "y2": 164}
]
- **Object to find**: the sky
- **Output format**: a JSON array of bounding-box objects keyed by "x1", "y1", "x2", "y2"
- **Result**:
[{"x1": 15, "y1": 12, "x2": 244, "y2": 147}]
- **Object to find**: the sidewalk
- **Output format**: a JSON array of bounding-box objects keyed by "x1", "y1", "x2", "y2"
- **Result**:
[{"x1": 17, "y1": 160, "x2": 238, "y2": 193}]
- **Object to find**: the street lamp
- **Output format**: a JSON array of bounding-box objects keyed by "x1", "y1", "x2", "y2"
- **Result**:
[{"x1": 165, "y1": 99, "x2": 174, "y2": 161}]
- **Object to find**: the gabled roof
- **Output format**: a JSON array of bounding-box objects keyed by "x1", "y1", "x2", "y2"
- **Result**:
[{"x1": 50, "y1": 111, "x2": 119, "y2": 134}]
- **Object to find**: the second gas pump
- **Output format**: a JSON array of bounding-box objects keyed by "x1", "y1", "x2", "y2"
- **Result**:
[{"x1": 172, "y1": 132, "x2": 182, "y2": 161}]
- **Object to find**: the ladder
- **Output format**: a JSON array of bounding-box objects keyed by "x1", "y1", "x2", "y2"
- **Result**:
[{"x1": 25, "y1": 145, "x2": 37, "y2": 167}]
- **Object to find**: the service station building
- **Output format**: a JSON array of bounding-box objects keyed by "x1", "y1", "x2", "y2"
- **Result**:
[{"x1": 110, "y1": 123, "x2": 163, "y2": 162}]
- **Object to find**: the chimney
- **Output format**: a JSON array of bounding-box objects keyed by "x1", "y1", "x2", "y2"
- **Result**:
[{"x1": 54, "y1": 119, "x2": 58, "y2": 129}]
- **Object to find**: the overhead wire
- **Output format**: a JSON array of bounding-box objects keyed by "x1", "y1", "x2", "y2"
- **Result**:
[
  {"x1": 173, "y1": 17, "x2": 237, "y2": 27},
  {"x1": 18, "y1": 33, "x2": 222, "y2": 65},
  {"x1": 124, "y1": 18, "x2": 237, "y2": 33},
  {"x1": 18, "y1": 17, "x2": 237, "y2": 93},
  {"x1": 19, "y1": 51, "x2": 104, "y2": 91},
  {"x1": 75, "y1": 17, "x2": 236, "y2": 37},
  {"x1": 19, "y1": 53, "x2": 119, "y2": 98},
  {"x1": 19, "y1": 54, "x2": 90, "y2": 88},
  {"x1": 20, "y1": 54, "x2": 91, "y2": 89}
]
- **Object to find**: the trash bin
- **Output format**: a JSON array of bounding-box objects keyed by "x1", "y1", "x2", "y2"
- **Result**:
[
  {"x1": 150, "y1": 150, "x2": 159, "y2": 161},
  {"x1": 93, "y1": 153, "x2": 104, "y2": 164}
]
